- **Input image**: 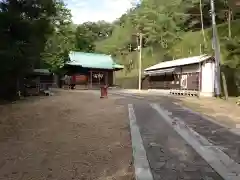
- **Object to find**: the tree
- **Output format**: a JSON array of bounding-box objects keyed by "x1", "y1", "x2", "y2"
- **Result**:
[
  {"x1": 0, "y1": 0, "x2": 57, "y2": 99},
  {"x1": 184, "y1": 0, "x2": 229, "y2": 31},
  {"x1": 42, "y1": 0, "x2": 75, "y2": 72},
  {"x1": 224, "y1": 37, "x2": 240, "y2": 69},
  {"x1": 75, "y1": 21, "x2": 113, "y2": 52}
]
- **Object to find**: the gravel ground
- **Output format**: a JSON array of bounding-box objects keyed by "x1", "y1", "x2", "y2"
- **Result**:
[{"x1": 0, "y1": 91, "x2": 133, "y2": 180}]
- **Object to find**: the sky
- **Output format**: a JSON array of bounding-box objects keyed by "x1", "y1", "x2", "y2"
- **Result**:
[{"x1": 64, "y1": 0, "x2": 138, "y2": 24}]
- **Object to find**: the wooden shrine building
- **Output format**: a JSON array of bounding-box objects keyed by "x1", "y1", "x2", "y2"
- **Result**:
[
  {"x1": 63, "y1": 51, "x2": 124, "y2": 89},
  {"x1": 143, "y1": 55, "x2": 216, "y2": 97}
]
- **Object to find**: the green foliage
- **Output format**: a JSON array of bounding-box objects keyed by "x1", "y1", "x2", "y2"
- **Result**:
[
  {"x1": 96, "y1": 0, "x2": 240, "y2": 75},
  {"x1": 42, "y1": 5, "x2": 114, "y2": 72},
  {"x1": 42, "y1": 0, "x2": 75, "y2": 72},
  {"x1": 95, "y1": 20, "x2": 135, "y2": 55},
  {"x1": 223, "y1": 37, "x2": 240, "y2": 69},
  {"x1": 133, "y1": 0, "x2": 195, "y2": 47},
  {"x1": 184, "y1": 0, "x2": 228, "y2": 30},
  {"x1": 1, "y1": 0, "x2": 239, "y2": 95},
  {"x1": 0, "y1": 0, "x2": 58, "y2": 99},
  {"x1": 97, "y1": 0, "x2": 227, "y2": 59},
  {"x1": 0, "y1": 0, "x2": 56, "y2": 74},
  {"x1": 171, "y1": 20, "x2": 240, "y2": 69},
  {"x1": 75, "y1": 21, "x2": 113, "y2": 53}
]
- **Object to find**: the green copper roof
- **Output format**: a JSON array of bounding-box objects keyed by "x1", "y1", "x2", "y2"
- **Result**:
[{"x1": 66, "y1": 51, "x2": 124, "y2": 70}]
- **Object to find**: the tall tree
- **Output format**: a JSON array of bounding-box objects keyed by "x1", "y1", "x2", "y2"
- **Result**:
[
  {"x1": 0, "y1": 0, "x2": 57, "y2": 99},
  {"x1": 75, "y1": 21, "x2": 113, "y2": 52},
  {"x1": 42, "y1": 0, "x2": 75, "y2": 72}
]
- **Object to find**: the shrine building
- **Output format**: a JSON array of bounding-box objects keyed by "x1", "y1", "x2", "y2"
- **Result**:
[{"x1": 62, "y1": 51, "x2": 124, "y2": 89}]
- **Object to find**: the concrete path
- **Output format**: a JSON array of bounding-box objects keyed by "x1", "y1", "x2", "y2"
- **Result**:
[
  {"x1": 129, "y1": 102, "x2": 223, "y2": 180},
  {"x1": 111, "y1": 91, "x2": 240, "y2": 180}
]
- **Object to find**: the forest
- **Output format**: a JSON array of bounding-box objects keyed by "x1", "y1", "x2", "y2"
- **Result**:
[{"x1": 0, "y1": 0, "x2": 240, "y2": 99}]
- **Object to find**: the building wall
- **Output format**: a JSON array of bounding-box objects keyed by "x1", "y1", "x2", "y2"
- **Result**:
[
  {"x1": 75, "y1": 74, "x2": 88, "y2": 85},
  {"x1": 64, "y1": 67, "x2": 114, "y2": 88},
  {"x1": 143, "y1": 60, "x2": 215, "y2": 97},
  {"x1": 148, "y1": 74, "x2": 180, "y2": 89},
  {"x1": 200, "y1": 60, "x2": 215, "y2": 97},
  {"x1": 180, "y1": 64, "x2": 200, "y2": 74},
  {"x1": 146, "y1": 64, "x2": 201, "y2": 91},
  {"x1": 176, "y1": 64, "x2": 200, "y2": 91}
]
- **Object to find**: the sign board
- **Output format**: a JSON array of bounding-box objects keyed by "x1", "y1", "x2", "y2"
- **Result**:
[
  {"x1": 181, "y1": 75, "x2": 188, "y2": 89},
  {"x1": 92, "y1": 73, "x2": 104, "y2": 80}
]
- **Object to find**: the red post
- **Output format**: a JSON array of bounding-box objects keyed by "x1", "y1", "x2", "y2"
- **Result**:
[
  {"x1": 100, "y1": 85, "x2": 108, "y2": 98},
  {"x1": 104, "y1": 85, "x2": 108, "y2": 97}
]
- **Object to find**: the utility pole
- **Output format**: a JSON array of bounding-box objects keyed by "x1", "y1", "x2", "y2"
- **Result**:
[
  {"x1": 210, "y1": 0, "x2": 221, "y2": 97},
  {"x1": 138, "y1": 33, "x2": 143, "y2": 90}
]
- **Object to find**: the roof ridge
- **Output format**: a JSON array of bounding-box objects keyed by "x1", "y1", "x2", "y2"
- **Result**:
[
  {"x1": 155, "y1": 54, "x2": 209, "y2": 64},
  {"x1": 145, "y1": 54, "x2": 212, "y2": 71}
]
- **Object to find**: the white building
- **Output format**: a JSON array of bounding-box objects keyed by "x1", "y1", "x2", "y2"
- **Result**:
[{"x1": 143, "y1": 55, "x2": 216, "y2": 97}]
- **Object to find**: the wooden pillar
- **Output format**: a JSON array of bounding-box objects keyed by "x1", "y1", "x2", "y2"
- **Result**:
[
  {"x1": 180, "y1": 67, "x2": 183, "y2": 90},
  {"x1": 90, "y1": 71, "x2": 92, "y2": 89},
  {"x1": 198, "y1": 63, "x2": 202, "y2": 96},
  {"x1": 113, "y1": 71, "x2": 115, "y2": 85},
  {"x1": 106, "y1": 71, "x2": 108, "y2": 85}
]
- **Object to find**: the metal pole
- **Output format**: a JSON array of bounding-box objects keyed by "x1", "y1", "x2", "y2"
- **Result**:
[
  {"x1": 138, "y1": 33, "x2": 143, "y2": 90},
  {"x1": 210, "y1": 0, "x2": 221, "y2": 97}
]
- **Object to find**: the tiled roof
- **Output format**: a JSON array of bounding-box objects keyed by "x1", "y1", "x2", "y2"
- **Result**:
[
  {"x1": 66, "y1": 51, "x2": 124, "y2": 70},
  {"x1": 145, "y1": 55, "x2": 212, "y2": 71}
]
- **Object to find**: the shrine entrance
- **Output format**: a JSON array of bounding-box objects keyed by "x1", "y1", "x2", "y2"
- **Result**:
[{"x1": 90, "y1": 71, "x2": 108, "y2": 86}]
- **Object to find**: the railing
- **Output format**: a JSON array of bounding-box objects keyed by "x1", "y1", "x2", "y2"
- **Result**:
[{"x1": 170, "y1": 89, "x2": 199, "y2": 97}]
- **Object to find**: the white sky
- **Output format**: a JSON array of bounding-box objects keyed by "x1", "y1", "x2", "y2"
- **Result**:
[{"x1": 64, "y1": 0, "x2": 138, "y2": 24}]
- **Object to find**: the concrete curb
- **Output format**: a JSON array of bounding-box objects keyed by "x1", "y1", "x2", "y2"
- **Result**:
[
  {"x1": 110, "y1": 92, "x2": 145, "y2": 99},
  {"x1": 128, "y1": 104, "x2": 154, "y2": 180},
  {"x1": 151, "y1": 103, "x2": 240, "y2": 180}
]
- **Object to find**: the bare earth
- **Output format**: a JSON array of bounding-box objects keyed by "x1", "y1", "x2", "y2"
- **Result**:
[
  {"x1": 0, "y1": 91, "x2": 133, "y2": 180},
  {"x1": 175, "y1": 96, "x2": 240, "y2": 128}
]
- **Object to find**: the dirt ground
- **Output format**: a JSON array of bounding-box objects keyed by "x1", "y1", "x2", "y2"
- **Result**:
[
  {"x1": 175, "y1": 96, "x2": 240, "y2": 128},
  {"x1": 0, "y1": 91, "x2": 133, "y2": 180}
]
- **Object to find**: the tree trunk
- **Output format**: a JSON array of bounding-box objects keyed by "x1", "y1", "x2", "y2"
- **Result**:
[
  {"x1": 200, "y1": 0, "x2": 206, "y2": 46},
  {"x1": 221, "y1": 72, "x2": 229, "y2": 100},
  {"x1": 228, "y1": 8, "x2": 232, "y2": 38},
  {"x1": 0, "y1": 76, "x2": 18, "y2": 101}
]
